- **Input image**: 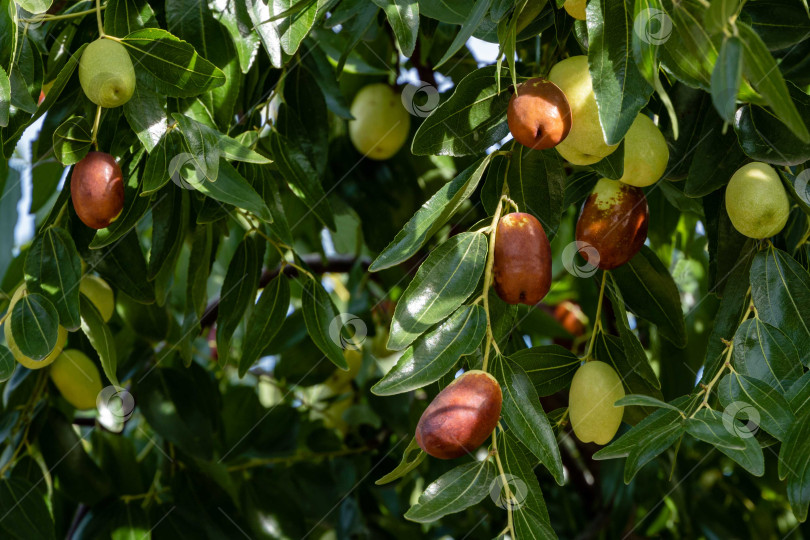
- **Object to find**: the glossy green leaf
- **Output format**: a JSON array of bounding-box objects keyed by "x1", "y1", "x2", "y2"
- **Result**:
[
  {"x1": 240, "y1": 275, "x2": 291, "y2": 377},
  {"x1": 611, "y1": 246, "x2": 687, "y2": 347},
  {"x1": 86, "y1": 231, "x2": 154, "y2": 304},
  {"x1": 412, "y1": 66, "x2": 510, "y2": 156},
  {"x1": 711, "y1": 36, "x2": 742, "y2": 123},
  {"x1": 491, "y1": 354, "x2": 564, "y2": 484},
  {"x1": 737, "y1": 22, "x2": 810, "y2": 143},
  {"x1": 120, "y1": 29, "x2": 226, "y2": 97},
  {"x1": 744, "y1": 0, "x2": 810, "y2": 51},
  {"x1": 0, "y1": 479, "x2": 54, "y2": 540},
  {"x1": 0, "y1": 344, "x2": 14, "y2": 382},
  {"x1": 187, "y1": 159, "x2": 272, "y2": 222},
  {"x1": 631, "y1": 0, "x2": 664, "y2": 85},
  {"x1": 141, "y1": 130, "x2": 184, "y2": 195},
  {"x1": 586, "y1": 0, "x2": 653, "y2": 145},
  {"x1": 589, "y1": 141, "x2": 625, "y2": 180},
  {"x1": 685, "y1": 408, "x2": 745, "y2": 450},
  {"x1": 718, "y1": 372, "x2": 794, "y2": 440},
  {"x1": 511, "y1": 345, "x2": 580, "y2": 397},
  {"x1": 616, "y1": 394, "x2": 683, "y2": 412},
  {"x1": 376, "y1": 436, "x2": 426, "y2": 485},
  {"x1": 733, "y1": 318, "x2": 802, "y2": 391},
  {"x1": 123, "y1": 83, "x2": 166, "y2": 152},
  {"x1": 52, "y1": 116, "x2": 92, "y2": 166},
  {"x1": 388, "y1": 232, "x2": 488, "y2": 351},
  {"x1": 594, "y1": 400, "x2": 687, "y2": 459},
  {"x1": 80, "y1": 295, "x2": 118, "y2": 386},
  {"x1": 216, "y1": 0, "x2": 261, "y2": 73},
  {"x1": 751, "y1": 247, "x2": 810, "y2": 364},
  {"x1": 435, "y1": 0, "x2": 492, "y2": 68},
  {"x1": 0, "y1": 66, "x2": 9, "y2": 128},
  {"x1": 703, "y1": 0, "x2": 741, "y2": 34},
  {"x1": 373, "y1": 0, "x2": 419, "y2": 57},
  {"x1": 11, "y1": 293, "x2": 59, "y2": 361},
  {"x1": 370, "y1": 155, "x2": 493, "y2": 271},
  {"x1": 104, "y1": 0, "x2": 159, "y2": 37},
  {"x1": 497, "y1": 431, "x2": 551, "y2": 524},
  {"x1": 148, "y1": 184, "x2": 188, "y2": 280},
  {"x1": 302, "y1": 278, "x2": 349, "y2": 370},
  {"x1": 372, "y1": 304, "x2": 486, "y2": 395},
  {"x1": 90, "y1": 175, "x2": 152, "y2": 250},
  {"x1": 24, "y1": 227, "x2": 82, "y2": 331},
  {"x1": 404, "y1": 460, "x2": 497, "y2": 522},
  {"x1": 217, "y1": 235, "x2": 264, "y2": 362},
  {"x1": 778, "y1": 410, "x2": 810, "y2": 519}
]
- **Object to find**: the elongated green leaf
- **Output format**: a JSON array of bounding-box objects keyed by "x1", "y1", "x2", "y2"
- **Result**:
[
  {"x1": 751, "y1": 247, "x2": 810, "y2": 364},
  {"x1": 412, "y1": 66, "x2": 510, "y2": 156},
  {"x1": 711, "y1": 36, "x2": 742, "y2": 123},
  {"x1": 373, "y1": 0, "x2": 419, "y2": 56},
  {"x1": 120, "y1": 29, "x2": 226, "y2": 97},
  {"x1": 779, "y1": 410, "x2": 810, "y2": 520},
  {"x1": 611, "y1": 246, "x2": 686, "y2": 347},
  {"x1": 717, "y1": 425, "x2": 765, "y2": 476},
  {"x1": 376, "y1": 436, "x2": 426, "y2": 485},
  {"x1": 631, "y1": 0, "x2": 665, "y2": 85},
  {"x1": 733, "y1": 318, "x2": 802, "y2": 391},
  {"x1": 0, "y1": 344, "x2": 14, "y2": 382},
  {"x1": 497, "y1": 431, "x2": 551, "y2": 524},
  {"x1": 404, "y1": 460, "x2": 497, "y2": 522},
  {"x1": 370, "y1": 155, "x2": 493, "y2": 271},
  {"x1": 0, "y1": 479, "x2": 55, "y2": 540},
  {"x1": 373, "y1": 304, "x2": 486, "y2": 395},
  {"x1": 123, "y1": 82, "x2": 166, "y2": 152},
  {"x1": 684, "y1": 104, "x2": 747, "y2": 197},
  {"x1": 148, "y1": 184, "x2": 188, "y2": 280},
  {"x1": 718, "y1": 372, "x2": 794, "y2": 440},
  {"x1": 141, "y1": 130, "x2": 184, "y2": 195},
  {"x1": 302, "y1": 278, "x2": 349, "y2": 370},
  {"x1": 80, "y1": 296, "x2": 118, "y2": 386},
  {"x1": 186, "y1": 159, "x2": 272, "y2": 222},
  {"x1": 435, "y1": 0, "x2": 492, "y2": 68},
  {"x1": 0, "y1": 66, "x2": 9, "y2": 128},
  {"x1": 86, "y1": 231, "x2": 154, "y2": 304},
  {"x1": 511, "y1": 345, "x2": 580, "y2": 397},
  {"x1": 621, "y1": 418, "x2": 684, "y2": 483},
  {"x1": 104, "y1": 0, "x2": 159, "y2": 36},
  {"x1": 172, "y1": 113, "x2": 221, "y2": 182},
  {"x1": 11, "y1": 293, "x2": 59, "y2": 360},
  {"x1": 217, "y1": 235, "x2": 264, "y2": 362},
  {"x1": 491, "y1": 354, "x2": 564, "y2": 484},
  {"x1": 90, "y1": 175, "x2": 153, "y2": 250},
  {"x1": 685, "y1": 408, "x2": 745, "y2": 450},
  {"x1": 737, "y1": 22, "x2": 810, "y2": 142},
  {"x1": 240, "y1": 275, "x2": 291, "y2": 377},
  {"x1": 586, "y1": 0, "x2": 653, "y2": 145},
  {"x1": 595, "y1": 399, "x2": 687, "y2": 459},
  {"x1": 52, "y1": 116, "x2": 92, "y2": 166},
  {"x1": 388, "y1": 232, "x2": 488, "y2": 351},
  {"x1": 24, "y1": 227, "x2": 82, "y2": 331},
  {"x1": 616, "y1": 394, "x2": 683, "y2": 412}
]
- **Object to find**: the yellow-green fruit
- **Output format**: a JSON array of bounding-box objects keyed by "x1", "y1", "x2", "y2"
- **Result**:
[
  {"x1": 548, "y1": 56, "x2": 619, "y2": 165},
  {"x1": 79, "y1": 38, "x2": 136, "y2": 108},
  {"x1": 563, "y1": 0, "x2": 587, "y2": 20},
  {"x1": 617, "y1": 114, "x2": 669, "y2": 188},
  {"x1": 569, "y1": 361, "x2": 625, "y2": 445},
  {"x1": 79, "y1": 275, "x2": 115, "y2": 322},
  {"x1": 49, "y1": 349, "x2": 103, "y2": 410},
  {"x1": 725, "y1": 162, "x2": 790, "y2": 239},
  {"x1": 324, "y1": 349, "x2": 363, "y2": 393},
  {"x1": 4, "y1": 287, "x2": 68, "y2": 370},
  {"x1": 348, "y1": 84, "x2": 411, "y2": 160}
]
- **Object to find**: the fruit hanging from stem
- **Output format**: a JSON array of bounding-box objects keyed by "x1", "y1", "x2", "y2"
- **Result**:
[
  {"x1": 349, "y1": 84, "x2": 411, "y2": 160},
  {"x1": 569, "y1": 360, "x2": 625, "y2": 445},
  {"x1": 507, "y1": 78, "x2": 572, "y2": 150},
  {"x1": 79, "y1": 38, "x2": 136, "y2": 108},
  {"x1": 492, "y1": 212, "x2": 552, "y2": 305},
  {"x1": 71, "y1": 152, "x2": 125, "y2": 230},
  {"x1": 725, "y1": 162, "x2": 790, "y2": 239}
]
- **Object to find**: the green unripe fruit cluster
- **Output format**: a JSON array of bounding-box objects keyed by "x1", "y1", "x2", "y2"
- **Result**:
[
  {"x1": 79, "y1": 38, "x2": 136, "y2": 108},
  {"x1": 348, "y1": 84, "x2": 411, "y2": 160},
  {"x1": 49, "y1": 349, "x2": 103, "y2": 410},
  {"x1": 4, "y1": 286, "x2": 68, "y2": 370},
  {"x1": 725, "y1": 162, "x2": 790, "y2": 239},
  {"x1": 569, "y1": 361, "x2": 625, "y2": 445}
]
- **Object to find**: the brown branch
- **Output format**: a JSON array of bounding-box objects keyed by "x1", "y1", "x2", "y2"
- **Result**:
[{"x1": 199, "y1": 254, "x2": 374, "y2": 329}]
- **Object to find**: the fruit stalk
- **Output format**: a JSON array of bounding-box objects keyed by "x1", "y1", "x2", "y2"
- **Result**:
[
  {"x1": 583, "y1": 271, "x2": 607, "y2": 361},
  {"x1": 481, "y1": 189, "x2": 511, "y2": 371},
  {"x1": 491, "y1": 434, "x2": 515, "y2": 538},
  {"x1": 95, "y1": 0, "x2": 104, "y2": 36}
]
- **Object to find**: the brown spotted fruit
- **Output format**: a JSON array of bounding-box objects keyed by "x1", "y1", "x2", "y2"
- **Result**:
[
  {"x1": 507, "y1": 78, "x2": 572, "y2": 150},
  {"x1": 493, "y1": 212, "x2": 551, "y2": 305},
  {"x1": 575, "y1": 178, "x2": 648, "y2": 270},
  {"x1": 71, "y1": 152, "x2": 124, "y2": 229},
  {"x1": 415, "y1": 370, "x2": 502, "y2": 459}
]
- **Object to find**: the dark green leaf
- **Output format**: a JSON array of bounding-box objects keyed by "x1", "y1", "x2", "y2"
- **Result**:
[
  {"x1": 0, "y1": 66, "x2": 9, "y2": 128},
  {"x1": 685, "y1": 408, "x2": 745, "y2": 450},
  {"x1": 302, "y1": 278, "x2": 349, "y2": 370},
  {"x1": 87, "y1": 232, "x2": 154, "y2": 304},
  {"x1": 79, "y1": 295, "x2": 118, "y2": 386},
  {"x1": 497, "y1": 431, "x2": 551, "y2": 524},
  {"x1": 52, "y1": 116, "x2": 92, "y2": 166},
  {"x1": 718, "y1": 372, "x2": 794, "y2": 440},
  {"x1": 217, "y1": 235, "x2": 264, "y2": 362},
  {"x1": 240, "y1": 275, "x2": 291, "y2": 377},
  {"x1": 733, "y1": 318, "x2": 802, "y2": 391},
  {"x1": 11, "y1": 293, "x2": 59, "y2": 361},
  {"x1": 0, "y1": 344, "x2": 14, "y2": 382},
  {"x1": 616, "y1": 394, "x2": 682, "y2": 412},
  {"x1": 388, "y1": 232, "x2": 488, "y2": 350},
  {"x1": 372, "y1": 0, "x2": 419, "y2": 57},
  {"x1": 148, "y1": 184, "x2": 188, "y2": 280},
  {"x1": 24, "y1": 227, "x2": 82, "y2": 331},
  {"x1": 711, "y1": 36, "x2": 742, "y2": 123},
  {"x1": 123, "y1": 83, "x2": 166, "y2": 152},
  {"x1": 511, "y1": 345, "x2": 580, "y2": 397},
  {"x1": 435, "y1": 0, "x2": 492, "y2": 68},
  {"x1": 404, "y1": 460, "x2": 497, "y2": 522},
  {"x1": 0, "y1": 479, "x2": 54, "y2": 540},
  {"x1": 376, "y1": 436, "x2": 426, "y2": 485},
  {"x1": 104, "y1": 0, "x2": 159, "y2": 36}
]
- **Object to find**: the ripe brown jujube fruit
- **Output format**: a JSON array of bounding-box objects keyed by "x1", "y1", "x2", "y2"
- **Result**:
[
  {"x1": 415, "y1": 370, "x2": 502, "y2": 459},
  {"x1": 493, "y1": 213, "x2": 551, "y2": 305},
  {"x1": 507, "y1": 78, "x2": 572, "y2": 150},
  {"x1": 71, "y1": 152, "x2": 124, "y2": 230},
  {"x1": 575, "y1": 178, "x2": 648, "y2": 270}
]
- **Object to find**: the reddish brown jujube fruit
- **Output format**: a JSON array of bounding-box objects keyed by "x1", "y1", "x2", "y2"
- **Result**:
[
  {"x1": 575, "y1": 178, "x2": 648, "y2": 270},
  {"x1": 71, "y1": 152, "x2": 124, "y2": 230},
  {"x1": 415, "y1": 370, "x2": 502, "y2": 459},
  {"x1": 507, "y1": 78, "x2": 572, "y2": 150},
  {"x1": 493, "y1": 212, "x2": 551, "y2": 305}
]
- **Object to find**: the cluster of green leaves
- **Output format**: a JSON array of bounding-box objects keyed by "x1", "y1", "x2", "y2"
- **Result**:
[{"x1": 0, "y1": 0, "x2": 809, "y2": 538}]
